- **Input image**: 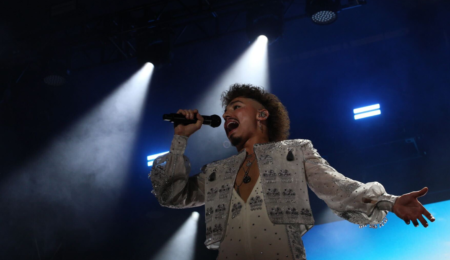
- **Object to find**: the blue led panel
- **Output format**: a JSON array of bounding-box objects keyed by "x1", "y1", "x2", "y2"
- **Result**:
[
  {"x1": 353, "y1": 104, "x2": 380, "y2": 114},
  {"x1": 354, "y1": 104, "x2": 381, "y2": 120},
  {"x1": 147, "y1": 151, "x2": 169, "y2": 167}
]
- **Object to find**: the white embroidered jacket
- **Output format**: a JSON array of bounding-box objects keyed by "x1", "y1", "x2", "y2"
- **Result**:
[{"x1": 149, "y1": 135, "x2": 398, "y2": 252}]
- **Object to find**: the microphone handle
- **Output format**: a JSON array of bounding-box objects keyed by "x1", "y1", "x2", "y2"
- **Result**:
[{"x1": 163, "y1": 113, "x2": 215, "y2": 126}]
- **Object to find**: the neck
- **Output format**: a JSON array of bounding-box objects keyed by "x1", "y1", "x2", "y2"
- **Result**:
[{"x1": 236, "y1": 133, "x2": 270, "y2": 155}]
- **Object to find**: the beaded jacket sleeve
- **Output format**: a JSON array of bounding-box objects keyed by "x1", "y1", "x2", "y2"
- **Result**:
[
  {"x1": 149, "y1": 135, "x2": 206, "y2": 209},
  {"x1": 303, "y1": 141, "x2": 398, "y2": 225}
]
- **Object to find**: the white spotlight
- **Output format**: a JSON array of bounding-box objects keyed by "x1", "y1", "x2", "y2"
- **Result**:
[
  {"x1": 257, "y1": 35, "x2": 268, "y2": 44},
  {"x1": 191, "y1": 211, "x2": 200, "y2": 220}
]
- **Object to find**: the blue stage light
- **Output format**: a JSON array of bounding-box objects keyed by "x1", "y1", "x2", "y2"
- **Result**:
[
  {"x1": 353, "y1": 104, "x2": 380, "y2": 114},
  {"x1": 147, "y1": 151, "x2": 169, "y2": 167},
  {"x1": 353, "y1": 104, "x2": 381, "y2": 120},
  {"x1": 354, "y1": 110, "x2": 381, "y2": 120}
]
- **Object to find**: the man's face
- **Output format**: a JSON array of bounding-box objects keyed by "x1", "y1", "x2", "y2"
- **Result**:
[{"x1": 222, "y1": 97, "x2": 262, "y2": 147}]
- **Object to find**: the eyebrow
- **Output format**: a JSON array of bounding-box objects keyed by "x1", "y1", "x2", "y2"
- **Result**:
[{"x1": 224, "y1": 100, "x2": 244, "y2": 113}]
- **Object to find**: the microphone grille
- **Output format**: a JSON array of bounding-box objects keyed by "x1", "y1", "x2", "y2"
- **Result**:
[{"x1": 210, "y1": 115, "x2": 222, "y2": 128}]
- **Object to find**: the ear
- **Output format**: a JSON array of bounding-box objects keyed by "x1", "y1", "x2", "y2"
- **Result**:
[{"x1": 257, "y1": 109, "x2": 269, "y2": 121}]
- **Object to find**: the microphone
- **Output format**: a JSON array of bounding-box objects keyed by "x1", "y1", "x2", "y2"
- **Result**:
[{"x1": 163, "y1": 113, "x2": 222, "y2": 128}]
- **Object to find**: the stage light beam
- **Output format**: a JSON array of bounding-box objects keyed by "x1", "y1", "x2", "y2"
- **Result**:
[
  {"x1": 0, "y1": 62, "x2": 155, "y2": 241},
  {"x1": 151, "y1": 212, "x2": 199, "y2": 260},
  {"x1": 191, "y1": 32, "x2": 270, "y2": 157}
]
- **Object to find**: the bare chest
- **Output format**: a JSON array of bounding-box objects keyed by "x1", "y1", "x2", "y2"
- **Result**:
[{"x1": 234, "y1": 161, "x2": 260, "y2": 203}]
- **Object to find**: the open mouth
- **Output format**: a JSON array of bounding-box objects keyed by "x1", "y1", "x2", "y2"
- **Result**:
[{"x1": 226, "y1": 120, "x2": 239, "y2": 136}]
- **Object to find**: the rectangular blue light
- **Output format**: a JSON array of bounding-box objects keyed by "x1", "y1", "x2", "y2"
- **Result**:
[
  {"x1": 147, "y1": 151, "x2": 169, "y2": 161},
  {"x1": 354, "y1": 110, "x2": 381, "y2": 120},
  {"x1": 147, "y1": 151, "x2": 169, "y2": 167},
  {"x1": 353, "y1": 104, "x2": 380, "y2": 114}
]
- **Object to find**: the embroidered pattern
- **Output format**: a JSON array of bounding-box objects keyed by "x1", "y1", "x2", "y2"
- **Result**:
[
  {"x1": 218, "y1": 184, "x2": 231, "y2": 199},
  {"x1": 258, "y1": 154, "x2": 273, "y2": 165},
  {"x1": 249, "y1": 196, "x2": 263, "y2": 211},
  {"x1": 286, "y1": 207, "x2": 300, "y2": 220},
  {"x1": 300, "y1": 208, "x2": 312, "y2": 217},
  {"x1": 205, "y1": 207, "x2": 214, "y2": 223},
  {"x1": 266, "y1": 188, "x2": 281, "y2": 199},
  {"x1": 223, "y1": 167, "x2": 235, "y2": 180},
  {"x1": 282, "y1": 188, "x2": 296, "y2": 197},
  {"x1": 262, "y1": 169, "x2": 277, "y2": 183},
  {"x1": 279, "y1": 169, "x2": 293, "y2": 183},
  {"x1": 286, "y1": 225, "x2": 307, "y2": 260},
  {"x1": 212, "y1": 224, "x2": 223, "y2": 235},
  {"x1": 269, "y1": 207, "x2": 284, "y2": 220},
  {"x1": 151, "y1": 164, "x2": 164, "y2": 177},
  {"x1": 214, "y1": 204, "x2": 226, "y2": 219},
  {"x1": 359, "y1": 217, "x2": 388, "y2": 229},
  {"x1": 206, "y1": 187, "x2": 218, "y2": 201},
  {"x1": 231, "y1": 202, "x2": 243, "y2": 219},
  {"x1": 206, "y1": 226, "x2": 212, "y2": 237},
  {"x1": 338, "y1": 181, "x2": 361, "y2": 194}
]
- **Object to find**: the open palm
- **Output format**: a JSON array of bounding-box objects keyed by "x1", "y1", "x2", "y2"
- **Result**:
[{"x1": 392, "y1": 187, "x2": 435, "y2": 227}]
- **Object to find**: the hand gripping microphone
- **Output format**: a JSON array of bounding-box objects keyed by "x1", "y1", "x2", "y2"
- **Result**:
[{"x1": 163, "y1": 114, "x2": 222, "y2": 128}]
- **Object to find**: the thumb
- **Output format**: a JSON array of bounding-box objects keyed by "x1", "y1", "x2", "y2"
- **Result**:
[{"x1": 413, "y1": 187, "x2": 428, "y2": 198}]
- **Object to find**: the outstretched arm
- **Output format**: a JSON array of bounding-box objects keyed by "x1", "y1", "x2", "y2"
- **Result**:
[
  {"x1": 392, "y1": 187, "x2": 435, "y2": 227},
  {"x1": 303, "y1": 141, "x2": 397, "y2": 226}
]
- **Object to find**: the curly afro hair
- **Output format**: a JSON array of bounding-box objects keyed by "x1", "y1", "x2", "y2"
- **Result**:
[{"x1": 221, "y1": 83, "x2": 290, "y2": 142}]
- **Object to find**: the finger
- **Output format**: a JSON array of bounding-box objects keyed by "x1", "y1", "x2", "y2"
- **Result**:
[
  {"x1": 177, "y1": 109, "x2": 187, "y2": 115},
  {"x1": 174, "y1": 110, "x2": 183, "y2": 128},
  {"x1": 195, "y1": 112, "x2": 204, "y2": 128},
  {"x1": 423, "y1": 208, "x2": 435, "y2": 222},
  {"x1": 404, "y1": 219, "x2": 411, "y2": 225},
  {"x1": 414, "y1": 187, "x2": 428, "y2": 198},
  {"x1": 411, "y1": 219, "x2": 419, "y2": 227},
  {"x1": 197, "y1": 112, "x2": 204, "y2": 121},
  {"x1": 189, "y1": 109, "x2": 195, "y2": 120},
  {"x1": 418, "y1": 216, "x2": 428, "y2": 228},
  {"x1": 185, "y1": 109, "x2": 190, "y2": 119}
]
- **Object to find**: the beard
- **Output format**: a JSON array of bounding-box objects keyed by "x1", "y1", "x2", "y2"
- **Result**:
[{"x1": 229, "y1": 135, "x2": 243, "y2": 147}]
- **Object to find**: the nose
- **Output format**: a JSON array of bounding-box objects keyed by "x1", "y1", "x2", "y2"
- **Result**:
[{"x1": 222, "y1": 111, "x2": 230, "y2": 121}]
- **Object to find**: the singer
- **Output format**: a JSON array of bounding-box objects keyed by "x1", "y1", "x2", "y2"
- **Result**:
[{"x1": 149, "y1": 84, "x2": 435, "y2": 260}]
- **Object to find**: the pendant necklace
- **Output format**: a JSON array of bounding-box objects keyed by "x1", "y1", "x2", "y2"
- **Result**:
[{"x1": 235, "y1": 154, "x2": 256, "y2": 196}]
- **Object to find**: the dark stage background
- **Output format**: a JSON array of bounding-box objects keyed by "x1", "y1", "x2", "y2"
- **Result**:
[{"x1": 1, "y1": 0, "x2": 449, "y2": 259}]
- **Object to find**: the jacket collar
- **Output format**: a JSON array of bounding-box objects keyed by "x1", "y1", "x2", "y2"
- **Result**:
[{"x1": 236, "y1": 140, "x2": 279, "y2": 155}]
